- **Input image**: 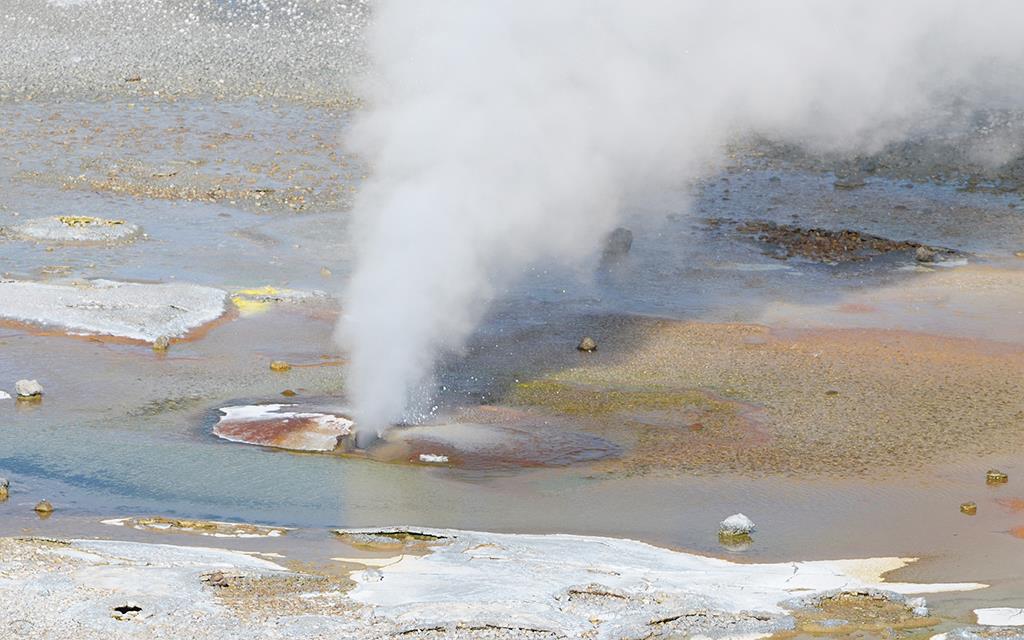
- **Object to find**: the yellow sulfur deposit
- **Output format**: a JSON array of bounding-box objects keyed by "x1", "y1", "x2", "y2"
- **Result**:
[{"x1": 57, "y1": 216, "x2": 125, "y2": 227}]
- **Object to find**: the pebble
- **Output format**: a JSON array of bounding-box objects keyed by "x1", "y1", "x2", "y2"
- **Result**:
[
  {"x1": 152, "y1": 335, "x2": 170, "y2": 352},
  {"x1": 0, "y1": 390, "x2": 10, "y2": 400},
  {"x1": 15, "y1": 379, "x2": 43, "y2": 399},
  {"x1": 269, "y1": 361, "x2": 291, "y2": 372},
  {"x1": 0, "y1": 478, "x2": 8, "y2": 501},
  {"x1": 960, "y1": 502, "x2": 977, "y2": 515},
  {"x1": 34, "y1": 500, "x2": 54, "y2": 514},
  {"x1": 719, "y1": 513, "x2": 756, "y2": 537},
  {"x1": 986, "y1": 469, "x2": 1008, "y2": 484},
  {"x1": 577, "y1": 336, "x2": 597, "y2": 352},
  {"x1": 419, "y1": 453, "x2": 449, "y2": 464},
  {"x1": 914, "y1": 246, "x2": 937, "y2": 263}
]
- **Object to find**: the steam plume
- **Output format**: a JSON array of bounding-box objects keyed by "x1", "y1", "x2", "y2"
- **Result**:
[{"x1": 340, "y1": 0, "x2": 1024, "y2": 442}]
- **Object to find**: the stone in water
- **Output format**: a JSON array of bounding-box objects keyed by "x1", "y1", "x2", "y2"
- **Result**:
[
  {"x1": 986, "y1": 469, "x2": 1008, "y2": 484},
  {"x1": 577, "y1": 336, "x2": 597, "y2": 352},
  {"x1": 719, "y1": 513, "x2": 756, "y2": 537},
  {"x1": 15, "y1": 379, "x2": 43, "y2": 398},
  {"x1": 960, "y1": 502, "x2": 977, "y2": 515}
]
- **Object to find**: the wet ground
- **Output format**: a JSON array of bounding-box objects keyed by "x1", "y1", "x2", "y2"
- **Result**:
[{"x1": 1, "y1": 3, "x2": 1024, "y2": 631}]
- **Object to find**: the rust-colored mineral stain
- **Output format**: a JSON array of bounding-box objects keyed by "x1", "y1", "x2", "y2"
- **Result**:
[
  {"x1": 213, "y1": 408, "x2": 352, "y2": 452},
  {"x1": 1010, "y1": 526, "x2": 1024, "y2": 540},
  {"x1": 996, "y1": 498, "x2": 1024, "y2": 513}
]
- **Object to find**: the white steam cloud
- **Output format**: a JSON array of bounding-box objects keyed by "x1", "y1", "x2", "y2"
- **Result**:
[{"x1": 340, "y1": 0, "x2": 1024, "y2": 442}]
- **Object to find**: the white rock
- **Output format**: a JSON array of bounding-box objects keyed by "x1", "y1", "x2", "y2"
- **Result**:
[
  {"x1": 0, "y1": 390, "x2": 11, "y2": 400},
  {"x1": 418, "y1": 453, "x2": 449, "y2": 463},
  {"x1": 719, "y1": 513, "x2": 756, "y2": 536},
  {"x1": 0, "y1": 279, "x2": 227, "y2": 342},
  {"x1": 15, "y1": 379, "x2": 43, "y2": 397}
]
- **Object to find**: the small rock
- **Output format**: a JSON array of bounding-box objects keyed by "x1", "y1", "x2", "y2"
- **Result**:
[
  {"x1": 577, "y1": 337, "x2": 597, "y2": 352},
  {"x1": 601, "y1": 227, "x2": 633, "y2": 260},
  {"x1": 152, "y1": 335, "x2": 170, "y2": 352},
  {"x1": 719, "y1": 513, "x2": 756, "y2": 537},
  {"x1": 0, "y1": 478, "x2": 8, "y2": 501},
  {"x1": 269, "y1": 360, "x2": 292, "y2": 372},
  {"x1": 15, "y1": 379, "x2": 43, "y2": 399},
  {"x1": 419, "y1": 453, "x2": 449, "y2": 464},
  {"x1": 960, "y1": 502, "x2": 977, "y2": 515},
  {"x1": 0, "y1": 390, "x2": 10, "y2": 400},
  {"x1": 914, "y1": 246, "x2": 937, "y2": 263},
  {"x1": 281, "y1": 389, "x2": 297, "y2": 397},
  {"x1": 986, "y1": 469, "x2": 1009, "y2": 484},
  {"x1": 34, "y1": 500, "x2": 54, "y2": 514},
  {"x1": 1014, "y1": 250, "x2": 1024, "y2": 259},
  {"x1": 320, "y1": 266, "x2": 332, "y2": 278},
  {"x1": 203, "y1": 571, "x2": 231, "y2": 588}
]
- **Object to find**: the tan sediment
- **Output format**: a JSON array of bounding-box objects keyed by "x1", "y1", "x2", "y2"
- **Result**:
[
  {"x1": 771, "y1": 591, "x2": 941, "y2": 638},
  {"x1": 509, "y1": 321, "x2": 1024, "y2": 477}
]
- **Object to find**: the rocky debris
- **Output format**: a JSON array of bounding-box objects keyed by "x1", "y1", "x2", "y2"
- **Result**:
[
  {"x1": 961, "y1": 502, "x2": 978, "y2": 515},
  {"x1": 0, "y1": 390, "x2": 10, "y2": 400},
  {"x1": 0, "y1": 279, "x2": 227, "y2": 343},
  {"x1": 10, "y1": 215, "x2": 141, "y2": 244},
  {"x1": 152, "y1": 335, "x2": 170, "y2": 352},
  {"x1": 103, "y1": 516, "x2": 290, "y2": 538},
  {"x1": 0, "y1": 478, "x2": 8, "y2": 501},
  {"x1": 269, "y1": 360, "x2": 292, "y2": 372},
  {"x1": 728, "y1": 219, "x2": 959, "y2": 264},
  {"x1": 15, "y1": 379, "x2": 43, "y2": 399},
  {"x1": 719, "y1": 513, "x2": 756, "y2": 537},
  {"x1": 418, "y1": 453, "x2": 449, "y2": 464},
  {"x1": 203, "y1": 571, "x2": 233, "y2": 588},
  {"x1": 112, "y1": 602, "x2": 143, "y2": 621},
  {"x1": 601, "y1": 227, "x2": 633, "y2": 260},
  {"x1": 577, "y1": 336, "x2": 597, "y2": 352},
  {"x1": 986, "y1": 469, "x2": 1009, "y2": 484},
  {"x1": 33, "y1": 500, "x2": 54, "y2": 515},
  {"x1": 213, "y1": 404, "x2": 353, "y2": 452}
]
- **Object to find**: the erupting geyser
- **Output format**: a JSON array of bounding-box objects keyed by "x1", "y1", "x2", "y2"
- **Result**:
[{"x1": 339, "y1": 0, "x2": 1024, "y2": 443}]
